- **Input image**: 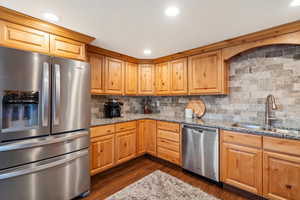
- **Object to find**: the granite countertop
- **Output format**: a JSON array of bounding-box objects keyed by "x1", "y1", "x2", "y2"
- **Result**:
[{"x1": 91, "y1": 114, "x2": 300, "y2": 141}]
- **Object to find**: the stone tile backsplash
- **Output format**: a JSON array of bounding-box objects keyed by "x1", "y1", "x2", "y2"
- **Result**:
[{"x1": 92, "y1": 45, "x2": 300, "y2": 129}]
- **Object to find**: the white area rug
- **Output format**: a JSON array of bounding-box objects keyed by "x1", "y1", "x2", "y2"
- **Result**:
[{"x1": 105, "y1": 170, "x2": 220, "y2": 200}]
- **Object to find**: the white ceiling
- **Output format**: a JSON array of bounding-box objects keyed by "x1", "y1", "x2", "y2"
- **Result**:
[{"x1": 1, "y1": 0, "x2": 300, "y2": 58}]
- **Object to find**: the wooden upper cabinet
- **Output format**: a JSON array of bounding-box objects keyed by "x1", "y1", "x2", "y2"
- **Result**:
[
  {"x1": 90, "y1": 134, "x2": 115, "y2": 175},
  {"x1": 125, "y1": 62, "x2": 138, "y2": 95},
  {"x1": 115, "y1": 130, "x2": 136, "y2": 165},
  {"x1": 0, "y1": 20, "x2": 50, "y2": 53},
  {"x1": 50, "y1": 35, "x2": 86, "y2": 60},
  {"x1": 156, "y1": 62, "x2": 171, "y2": 95},
  {"x1": 105, "y1": 57, "x2": 124, "y2": 95},
  {"x1": 170, "y1": 58, "x2": 188, "y2": 95},
  {"x1": 221, "y1": 130, "x2": 263, "y2": 195},
  {"x1": 145, "y1": 120, "x2": 157, "y2": 156},
  {"x1": 138, "y1": 64, "x2": 155, "y2": 95},
  {"x1": 89, "y1": 53, "x2": 105, "y2": 94},
  {"x1": 188, "y1": 50, "x2": 227, "y2": 95}
]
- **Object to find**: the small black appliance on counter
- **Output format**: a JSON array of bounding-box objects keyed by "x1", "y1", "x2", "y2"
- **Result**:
[{"x1": 104, "y1": 99, "x2": 123, "y2": 118}]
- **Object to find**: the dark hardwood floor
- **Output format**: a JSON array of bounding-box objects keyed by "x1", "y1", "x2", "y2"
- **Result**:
[{"x1": 83, "y1": 156, "x2": 248, "y2": 200}]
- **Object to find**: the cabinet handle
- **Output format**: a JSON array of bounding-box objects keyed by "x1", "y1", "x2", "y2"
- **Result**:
[
  {"x1": 107, "y1": 130, "x2": 111, "y2": 133},
  {"x1": 111, "y1": 81, "x2": 114, "y2": 85},
  {"x1": 286, "y1": 184, "x2": 292, "y2": 189}
]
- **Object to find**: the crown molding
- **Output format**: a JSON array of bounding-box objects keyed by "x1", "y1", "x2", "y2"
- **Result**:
[{"x1": 0, "y1": 6, "x2": 95, "y2": 44}]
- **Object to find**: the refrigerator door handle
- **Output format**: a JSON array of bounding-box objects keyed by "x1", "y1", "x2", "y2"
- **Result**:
[
  {"x1": 0, "y1": 149, "x2": 88, "y2": 180},
  {"x1": 42, "y1": 62, "x2": 49, "y2": 127},
  {"x1": 0, "y1": 130, "x2": 88, "y2": 152},
  {"x1": 53, "y1": 64, "x2": 61, "y2": 126}
]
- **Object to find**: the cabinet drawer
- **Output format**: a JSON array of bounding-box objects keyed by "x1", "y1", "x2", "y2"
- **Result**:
[
  {"x1": 221, "y1": 130, "x2": 262, "y2": 148},
  {"x1": 0, "y1": 20, "x2": 50, "y2": 53},
  {"x1": 157, "y1": 138, "x2": 179, "y2": 152},
  {"x1": 91, "y1": 125, "x2": 115, "y2": 138},
  {"x1": 116, "y1": 121, "x2": 136, "y2": 132},
  {"x1": 157, "y1": 129, "x2": 179, "y2": 142},
  {"x1": 50, "y1": 35, "x2": 86, "y2": 60},
  {"x1": 157, "y1": 147, "x2": 180, "y2": 165},
  {"x1": 157, "y1": 121, "x2": 180, "y2": 132},
  {"x1": 263, "y1": 136, "x2": 300, "y2": 156}
]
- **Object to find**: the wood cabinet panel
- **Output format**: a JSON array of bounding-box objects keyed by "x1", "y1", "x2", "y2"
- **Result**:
[
  {"x1": 156, "y1": 62, "x2": 171, "y2": 95},
  {"x1": 221, "y1": 130, "x2": 262, "y2": 148},
  {"x1": 157, "y1": 147, "x2": 180, "y2": 165},
  {"x1": 221, "y1": 142, "x2": 263, "y2": 195},
  {"x1": 115, "y1": 121, "x2": 136, "y2": 132},
  {"x1": 188, "y1": 50, "x2": 226, "y2": 95},
  {"x1": 263, "y1": 136, "x2": 300, "y2": 157},
  {"x1": 157, "y1": 129, "x2": 180, "y2": 142},
  {"x1": 170, "y1": 58, "x2": 188, "y2": 95},
  {"x1": 90, "y1": 134, "x2": 115, "y2": 175},
  {"x1": 0, "y1": 20, "x2": 49, "y2": 53},
  {"x1": 125, "y1": 62, "x2": 138, "y2": 95},
  {"x1": 50, "y1": 35, "x2": 86, "y2": 60},
  {"x1": 90, "y1": 125, "x2": 115, "y2": 138},
  {"x1": 157, "y1": 121, "x2": 180, "y2": 132},
  {"x1": 145, "y1": 120, "x2": 157, "y2": 156},
  {"x1": 138, "y1": 64, "x2": 155, "y2": 95},
  {"x1": 105, "y1": 57, "x2": 124, "y2": 95},
  {"x1": 137, "y1": 120, "x2": 146, "y2": 155},
  {"x1": 115, "y1": 130, "x2": 136, "y2": 165},
  {"x1": 263, "y1": 151, "x2": 300, "y2": 200},
  {"x1": 157, "y1": 138, "x2": 179, "y2": 152},
  {"x1": 89, "y1": 53, "x2": 105, "y2": 94}
]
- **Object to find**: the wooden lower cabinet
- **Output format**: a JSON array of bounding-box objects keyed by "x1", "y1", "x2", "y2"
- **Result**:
[
  {"x1": 220, "y1": 130, "x2": 263, "y2": 195},
  {"x1": 145, "y1": 120, "x2": 157, "y2": 156},
  {"x1": 115, "y1": 130, "x2": 136, "y2": 165},
  {"x1": 90, "y1": 134, "x2": 115, "y2": 175},
  {"x1": 221, "y1": 142, "x2": 263, "y2": 195},
  {"x1": 137, "y1": 120, "x2": 146, "y2": 155},
  {"x1": 263, "y1": 151, "x2": 300, "y2": 200}
]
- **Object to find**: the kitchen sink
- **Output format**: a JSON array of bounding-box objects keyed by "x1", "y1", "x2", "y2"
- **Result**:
[
  {"x1": 231, "y1": 123, "x2": 300, "y2": 136},
  {"x1": 231, "y1": 123, "x2": 264, "y2": 130}
]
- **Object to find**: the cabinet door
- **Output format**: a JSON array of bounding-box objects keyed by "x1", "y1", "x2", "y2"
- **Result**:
[
  {"x1": 188, "y1": 50, "x2": 226, "y2": 95},
  {"x1": 50, "y1": 35, "x2": 86, "y2": 60},
  {"x1": 263, "y1": 151, "x2": 300, "y2": 200},
  {"x1": 105, "y1": 57, "x2": 124, "y2": 95},
  {"x1": 89, "y1": 53, "x2": 105, "y2": 94},
  {"x1": 221, "y1": 142, "x2": 262, "y2": 195},
  {"x1": 170, "y1": 58, "x2": 188, "y2": 95},
  {"x1": 137, "y1": 120, "x2": 146, "y2": 155},
  {"x1": 156, "y1": 62, "x2": 171, "y2": 95},
  {"x1": 138, "y1": 64, "x2": 155, "y2": 95},
  {"x1": 115, "y1": 130, "x2": 136, "y2": 165},
  {"x1": 125, "y1": 62, "x2": 138, "y2": 95},
  {"x1": 145, "y1": 120, "x2": 157, "y2": 156},
  {"x1": 0, "y1": 20, "x2": 50, "y2": 54},
  {"x1": 90, "y1": 134, "x2": 115, "y2": 175}
]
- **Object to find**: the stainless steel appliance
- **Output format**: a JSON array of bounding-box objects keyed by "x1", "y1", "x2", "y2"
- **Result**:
[
  {"x1": 104, "y1": 99, "x2": 123, "y2": 118},
  {"x1": 182, "y1": 125, "x2": 219, "y2": 182},
  {"x1": 0, "y1": 46, "x2": 91, "y2": 200}
]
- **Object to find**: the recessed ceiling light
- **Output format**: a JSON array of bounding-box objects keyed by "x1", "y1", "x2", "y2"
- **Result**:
[
  {"x1": 143, "y1": 49, "x2": 152, "y2": 55},
  {"x1": 165, "y1": 6, "x2": 180, "y2": 17},
  {"x1": 290, "y1": 0, "x2": 300, "y2": 6},
  {"x1": 43, "y1": 12, "x2": 60, "y2": 22}
]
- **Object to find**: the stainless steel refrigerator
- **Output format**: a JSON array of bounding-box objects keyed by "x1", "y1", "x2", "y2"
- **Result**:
[{"x1": 0, "y1": 46, "x2": 91, "y2": 200}]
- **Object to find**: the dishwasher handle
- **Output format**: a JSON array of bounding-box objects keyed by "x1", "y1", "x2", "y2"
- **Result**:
[{"x1": 183, "y1": 124, "x2": 219, "y2": 133}]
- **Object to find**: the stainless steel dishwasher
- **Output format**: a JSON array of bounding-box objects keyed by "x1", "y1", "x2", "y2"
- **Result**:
[{"x1": 182, "y1": 125, "x2": 219, "y2": 182}]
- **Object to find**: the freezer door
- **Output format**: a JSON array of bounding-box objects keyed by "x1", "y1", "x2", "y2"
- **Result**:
[
  {"x1": 0, "y1": 47, "x2": 51, "y2": 142},
  {"x1": 51, "y1": 57, "x2": 91, "y2": 134},
  {"x1": 0, "y1": 130, "x2": 89, "y2": 170},
  {"x1": 0, "y1": 149, "x2": 90, "y2": 200}
]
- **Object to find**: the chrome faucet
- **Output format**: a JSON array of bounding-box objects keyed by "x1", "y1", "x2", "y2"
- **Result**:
[{"x1": 265, "y1": 95, "x2": 278, "y2": 130}]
